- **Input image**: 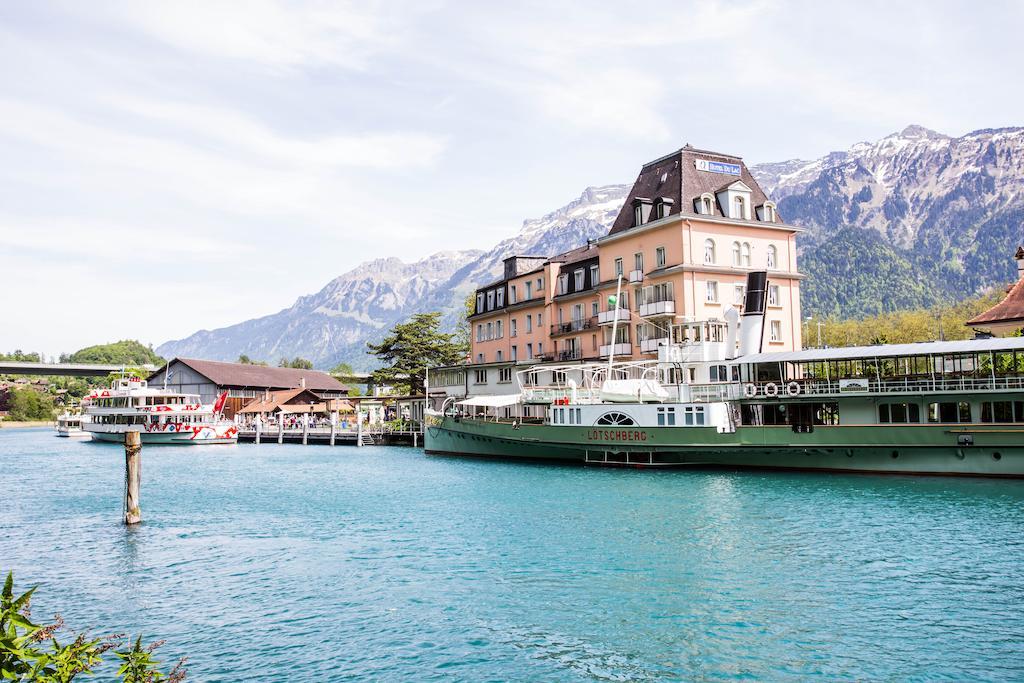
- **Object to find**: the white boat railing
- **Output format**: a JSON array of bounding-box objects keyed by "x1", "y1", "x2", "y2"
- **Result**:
[{"x1": 742, "y1": 375, "x2": 1024, "y2": 397}]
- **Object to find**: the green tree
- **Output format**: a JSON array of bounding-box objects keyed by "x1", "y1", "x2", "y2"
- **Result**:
[
  {"x1": 367, "y1": 312, "x2": 465, "y2": 394},
  {"x1": 0, "y1": 571, "x2": 185, "y2": 681},
  {"x1": 278, "y1": 357, "x2": 313, "y2": 369},
  {"x1": 330, "y1": 362, "x2": 354, "y2": 376},
  {"x1": 68, "y1": 341, "x2": 163, "y2": 366},
  {"x1": 6, "y1": 388, "x2": 54, "y2": 421},
  {"x1": 0, "y1": 350, "x2": 42, "y2": 362},
  {"x1": 455, "y1": 292, "x2": 476, "y2": 351}
]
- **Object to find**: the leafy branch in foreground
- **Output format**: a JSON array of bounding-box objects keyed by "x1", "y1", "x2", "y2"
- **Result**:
[{"x1": 1, "y1": 571, "x2": 186, "y2": 682}]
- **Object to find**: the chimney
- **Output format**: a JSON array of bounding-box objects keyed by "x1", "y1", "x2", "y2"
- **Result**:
[
  {"x1": 1015, "y1": 246, "x2": 1024, "y2": 279},
  {"x1": 300, "y1": 377, "x2": 306, "y2": 389}
]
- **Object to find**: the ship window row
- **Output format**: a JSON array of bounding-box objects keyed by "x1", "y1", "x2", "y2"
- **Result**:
[{"x1": 552, "y1": 407, "x2": 582, "y2": 425}]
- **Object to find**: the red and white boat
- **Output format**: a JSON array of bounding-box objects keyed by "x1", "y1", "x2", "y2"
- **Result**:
[{"x1": 82, "y1": 377, "x2": 237, "y2": 445}]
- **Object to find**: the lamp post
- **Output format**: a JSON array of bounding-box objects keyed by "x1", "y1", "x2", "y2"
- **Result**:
[{"x1": 805, "y1": 315, "x2": 824, "y2": 348}]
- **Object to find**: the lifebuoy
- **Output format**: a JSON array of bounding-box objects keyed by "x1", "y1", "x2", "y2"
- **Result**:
[
  {"x1": 786, "y1": 381, "x2": 800, "y2": 396},
  {"x1": 764, "y1": 382, "x2": 779, "y2": 397},
  {"x1": 743, "y1": 383, "x2": 758, "y2": 398}
]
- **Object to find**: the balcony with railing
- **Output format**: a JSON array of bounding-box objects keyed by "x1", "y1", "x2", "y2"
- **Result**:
[
  {"x1": 598, "y1": 308, "x2": 632, "y2": 325},
  {"x1": 557, "y1": 348, "x2": 583, "y2": 361},
  {"x1": 599, "y1": 343, "x2": 633, "y2": 357},
  {"x1": 628, "y1": 269, "x2": 644, "y2": 283},
  {"x1": 550, "y1": 316, "x2": 598, "y2": 337},
  {"x1": 639, "y1": 300, "x2": 675, "y2": 317},
  {"x1": 639, "y1": 337, "x2": 670, "y2": 354}
]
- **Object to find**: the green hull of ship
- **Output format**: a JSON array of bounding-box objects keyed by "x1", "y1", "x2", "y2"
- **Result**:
[{"x1": 425, "y1": 417, "x2": 1024, "y2": 476}]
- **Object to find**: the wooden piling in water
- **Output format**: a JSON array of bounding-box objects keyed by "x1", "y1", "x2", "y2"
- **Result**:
[
  {"x1": 255, "y1": 418, "x2": 261, "y2": 445},
  {"x1": 278, "y1": 412, "x2": 284, "y2": 444},
  {"x1": 357, "y1": 413, "x2": 364, "y2": 448},
  {"x1": 302, "y1": 413, "x2": 308, "y2": 445},
  {"x1": 330, "y1": 411, "x2": 337, "y2": 447},
  {"x1": 123, "y1": 430, "x2": 142, "y2": 525}
]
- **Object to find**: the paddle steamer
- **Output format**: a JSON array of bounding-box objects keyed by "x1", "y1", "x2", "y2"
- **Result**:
[{"x1": 426, "y1": 273, "x2": 1024, "y2": 476}]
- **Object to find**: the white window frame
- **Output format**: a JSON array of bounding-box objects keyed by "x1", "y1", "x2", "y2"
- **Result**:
[
  {"x1": 704, "y1": 239, "x2": 716, "y2": 265},
  {"x1": 770, "y1": 320, "x2": 782, "y2": 342},
  {"x1": 705, "y1": 280, "x2": 719, "y2": 303},
  {"x1": 655, "y1": 247, "x2": 666, "y2": 268}
]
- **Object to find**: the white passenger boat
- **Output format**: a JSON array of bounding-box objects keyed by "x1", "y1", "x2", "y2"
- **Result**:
[
  {"x1": 82, "y1": 377, "x2": 238, "y2": 445},
  {"x1": 55, "y1": 410, "x2": 90, "y2": 438}
]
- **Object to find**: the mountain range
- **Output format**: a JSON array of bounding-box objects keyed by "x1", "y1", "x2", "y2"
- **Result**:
[{"x1": 158, "y1": 125, "x2": 1024, "y2": 369}]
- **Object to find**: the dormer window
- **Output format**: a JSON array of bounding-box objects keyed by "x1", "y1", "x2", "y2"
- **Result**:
[
  {"x1": 634, "y1": 205, "x2": 643, "y2": 226},
  {"x1": 696, "y1": 193, "x2": 715, "y2": 216},
  {"x1": 653, "y1": 197, "x2": 673, "y2": 220},
  {"x1": 496, "y1": 288, "x2": 504, "y2": 307},
  {"x1": 733, "y1": 196, "x2": 746, "y2": 220},
  {"x1": 757, "y1": 201, "x2": 778, "y2": 222},
  {"x1": 476, "y1": 293, "x2": 484, "y2": 313},
  {"x1": 632, "y1": 198, "x2": 653, "y2": 226}
]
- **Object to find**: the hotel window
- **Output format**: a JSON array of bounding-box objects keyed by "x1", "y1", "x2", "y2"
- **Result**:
[
  {"x1": 558, "y1": 274, "x2": 569, "y2": 295},
  {"x1": 591, "y1": 302, "x2": 599, "y2": 317},
  {"x1": 536, "y1": 278, "x2": 543, "y2": 292},
  {"x1": 655, "y1": 247, "x2": 666, "y2": 268},
  {"x1": 734, "y1": 284, "x2": 745, "y2": 305},
  {"x1": 764, "y1": 203, "x2": 776, "y2": 222},
  {"x1": 476, "y1": 353, "x2": 484, "y2": 364},
  {"x1": 705, "y1": 281, "x2": 719, "y2": 303},
  {"x1": 474, "y1": 369, "x2": 487, "y2": 384},
  {"x1": 768, "y1": 284, "x2": 780, "y2": 307},
  {"x1": 486, "y1": 322, "x2": 493, "y2": 339},
  {"x1": 496, "y1": 320, "x2": 503, "y2": 338},
  {"x1": 731, "y1": 241, "x2": 741, "y2": 266},
  {"x1": 526, "y1": 315, "x2": 532, "y2": 333},
  {"x1": 614, "y1": 258, "x2": 623, "y2": 277},
  {"x1": 476, "y1": 324, "x2": 483, "y2": 342},
  {"x1": 509, "y1": 285, "x2": 517, "y2": 304},
  {"x1": 767, "y1": 245, "x2": 778, "y2": 269},
  {"x1": 592, "y1": 334, "x2": 598, "y2": 350},
  {"x1": 496, "y1": 350, "x2": 503, "y2": 361},
  {"x1": 704, "y1": 239, "x2": 716, "y2": 264},
  {"x1": 634, "y1": 205, "x2": 643, "y2": 226},
  {"x1": 634, "y1": 252, "x2": 644, "y2": 272},
  {"x1": 525, "y1": 281, "x2": 533, "y2": 299},
  {"x1": 770, "y1": 320, "x2": 781, "y2": 342},
  {"x1": 526, "y1": 343, "x2": 533, "y2": 359},
  {"x1": 510, "y1": 318, "x2": 517, "y2": 337},
  {"x1": 537, "y1": 342, "x2": 543, "y2": 356},
  {"x1": 537, "y1": 313, "x2": 542, "y2": 326},
  {"x1": 476, "y1": 293, "x2": 484, "y2": 313},
  {"x1": 499, "y1": 367, "x2": 512, "y2": 383},
  {"x1": 574, "y1": 269, "x2": 584, "y2": 290},
  {"x1": 701, "y1": 195, "x2": 713, "y2": 215},
  {"x1": 741, "y1": 242, "x2": 751, "y2": 266},
  {"x1": 496, "y1": 289, "x2": 504, "y2": 307},
  {"x1": 590, "y1": 264, "x2": 599, "y2": 286},
  {"x1": 733, "y1": 196, "x2": 746, "y2": 220},
  {"x1": 486, "y1": 291, "x2": 495, "y2": 310},
  {"x1": 511, "y1": 345, "x2": 517, "y2": 361}
]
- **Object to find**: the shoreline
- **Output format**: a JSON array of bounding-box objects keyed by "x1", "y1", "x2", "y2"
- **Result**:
[{"x1": 0, "y1": 420, "x2": 53, "y2": 429}]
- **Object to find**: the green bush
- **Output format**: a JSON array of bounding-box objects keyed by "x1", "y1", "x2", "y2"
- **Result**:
[
  {"x1": 0, "y1": 571, "x2": 185, "y2": 681},
  {"x1": 6, "y1": 388, "x2": 54, "y2": 421}
]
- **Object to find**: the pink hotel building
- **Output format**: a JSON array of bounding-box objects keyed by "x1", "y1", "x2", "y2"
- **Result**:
[{"x1": 467, "y1": 145, "x2": 803, "y2": 371}]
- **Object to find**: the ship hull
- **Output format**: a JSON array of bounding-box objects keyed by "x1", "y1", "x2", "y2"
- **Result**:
[
  {"x1": 86, "y1": 426, "x2": 237, "y2": 445},
  {"x1": 425, "y1": 417, "x2": 1024, "y2": 477}
]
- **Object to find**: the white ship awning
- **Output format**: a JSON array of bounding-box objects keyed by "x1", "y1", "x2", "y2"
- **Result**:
[{"x1": 456, "y1": 394, "x2": 521, "y2": 407}]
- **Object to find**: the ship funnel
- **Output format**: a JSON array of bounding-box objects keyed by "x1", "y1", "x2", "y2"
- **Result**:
[{"x1": 739, "y1": 271, "x2": 768, "y2": 357}]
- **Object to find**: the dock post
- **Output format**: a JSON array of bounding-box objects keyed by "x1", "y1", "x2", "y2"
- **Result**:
[
  {"x1": 278, "y1": 412, "x2": 284, "y2": 444},
  {"x1": 357, "y1": 413, "x2": 364, "y2": 448},
  {"x1": 413, "y1": 431, "x2": 417, "y2": 448},
  {"x1": 255, "y1": 418, "x2": 261, "y2": 445},
  {"x1": 330, "y1": 411, "x2": 336, "y2": 447},
  {"x1": 123, "y1": 431, "x2": 142, "y2": 525},
  {"x1": 302, "y1": 413, "x2": 308, "y2": 445}
]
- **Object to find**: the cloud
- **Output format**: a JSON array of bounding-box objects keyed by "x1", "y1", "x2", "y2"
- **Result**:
[{"x1": 108, "y1": 0, "x2": 424, "y2": 71}]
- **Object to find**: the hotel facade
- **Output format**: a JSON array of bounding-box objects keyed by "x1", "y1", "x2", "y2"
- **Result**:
[{"x1": 430, "y1": 145, "x2": 804, "y2": 404}]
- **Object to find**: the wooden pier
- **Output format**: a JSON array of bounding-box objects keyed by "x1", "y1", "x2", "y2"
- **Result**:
[{"x1": 237, "y1": 425, "x2": 423, "y2": 447}]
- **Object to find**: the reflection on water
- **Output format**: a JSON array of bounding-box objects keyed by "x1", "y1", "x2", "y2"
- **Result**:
[{"x1": 2, "y1": 428, "x2": 1024, "y2": 681}]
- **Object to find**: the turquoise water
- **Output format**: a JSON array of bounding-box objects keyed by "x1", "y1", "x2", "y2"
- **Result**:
[{"x1": 3, "y1": 428, "x2": 1024, "y2": 681}]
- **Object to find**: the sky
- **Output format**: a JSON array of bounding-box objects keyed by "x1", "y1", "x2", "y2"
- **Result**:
[{"x1": 2, "y1": 0, "x2": 1023, "y2": 358}]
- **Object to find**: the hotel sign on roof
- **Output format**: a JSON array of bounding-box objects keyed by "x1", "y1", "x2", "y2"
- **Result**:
[{"x1": 695, "y1": 158, "x2": 741, "y2": 175}]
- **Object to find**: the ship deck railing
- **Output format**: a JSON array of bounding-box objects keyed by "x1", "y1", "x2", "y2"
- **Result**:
[{"x1": 743, "y1": 375, "x2": 1024, "y2": 397}]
